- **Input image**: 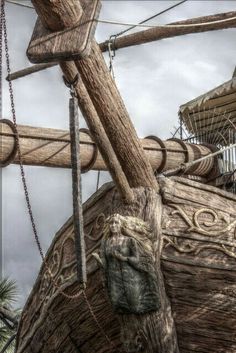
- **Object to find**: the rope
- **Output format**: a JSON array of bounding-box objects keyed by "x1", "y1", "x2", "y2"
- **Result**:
[
  {"x1": 96, "y1": 15, "x2": 236, "y2": 29},
  {"x1": 5, "y1": 0, "x2": 33, "y2": 9},
  {"x1": 5, "y1": 0, "x2": 236, "y2": 29},
  {"x1": 113, "y1": 0, "x2": 188, "y2": 38}
]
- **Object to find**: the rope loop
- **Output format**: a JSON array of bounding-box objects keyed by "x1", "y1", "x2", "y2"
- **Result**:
[{"x1": 144, "y1": 135, "x2": 167, "y2": 174}]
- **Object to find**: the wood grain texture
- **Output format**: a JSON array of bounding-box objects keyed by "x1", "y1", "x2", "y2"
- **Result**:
[
  {"x1": 75, "y1": 41, "x2": 156, "y2": 189},
  {"x1": 0, "y1": 120, "x2": 216, "y2": 177},
  {"x1": 15, "y1": 178, "x2": 236, "y2": 353},
  {"x1": 99, "y1": 11, "x2": 236, "y2": 52},
  {"x1": 31, "y1": 0, "x2": 83, "y2": 31},
  {"x1": 27, "y1": 0, "x2": 101, "y2": 62}
]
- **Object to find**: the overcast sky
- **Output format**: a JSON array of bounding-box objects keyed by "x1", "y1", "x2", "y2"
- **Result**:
[{"x1": 2, "y1": 0, "x2": 236, "y2": 307}]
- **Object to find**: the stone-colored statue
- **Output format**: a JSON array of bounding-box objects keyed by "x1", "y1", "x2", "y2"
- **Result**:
[{"x1": 94, "y1": 214, "x2": 160, "y2": 314}]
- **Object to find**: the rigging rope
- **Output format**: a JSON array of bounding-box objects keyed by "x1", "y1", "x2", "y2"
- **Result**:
[
  {"x1": 5, "y1": 0, "x2": 236, "y2": 30},
  {"x1": 112, "y1": 0, "x2": 188, "y2": 38},
  {"x1": 96, "y1": 15, "x2": 236, "y2": 29},
  {"x1": 5, "y1": 0, "x2": 33, "y2": 9}
]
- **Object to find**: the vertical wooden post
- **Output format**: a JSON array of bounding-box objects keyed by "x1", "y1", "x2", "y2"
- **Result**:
[{"x1": 69, "y1": 97, "x2": 86, "y2": 285}]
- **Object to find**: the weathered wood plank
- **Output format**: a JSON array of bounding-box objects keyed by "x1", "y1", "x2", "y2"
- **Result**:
[{"x1": 28, "y1": 1, "x2": 101, "y2": 62}]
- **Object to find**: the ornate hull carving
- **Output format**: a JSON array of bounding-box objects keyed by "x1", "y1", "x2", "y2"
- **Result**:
[{"x1": 15, "y1": 178, "x2": 236, "y2": 353}]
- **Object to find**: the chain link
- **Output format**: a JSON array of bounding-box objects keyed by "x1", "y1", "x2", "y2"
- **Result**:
[
  {"x1": 1, "y1": 2, "x2": 119, "y2": 349},
  {"x1": 1, "y1": 0, "x2": 82, "y2": 300}
]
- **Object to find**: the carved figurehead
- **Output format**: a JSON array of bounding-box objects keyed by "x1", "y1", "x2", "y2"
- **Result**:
[{"x1": 94, "y1": 214, "x2": 160, "y2": 315}]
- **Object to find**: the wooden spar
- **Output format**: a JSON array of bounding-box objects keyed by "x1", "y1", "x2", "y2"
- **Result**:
[
  {"x1": 0, "y1": 119, "x2": 217, "y2": 178},
  {"x1": 100, "y1": 11, "x2": 236, "y2": 51},
  {"x1": 6, "y1": 11, "x2": 236, "y2": 81}
]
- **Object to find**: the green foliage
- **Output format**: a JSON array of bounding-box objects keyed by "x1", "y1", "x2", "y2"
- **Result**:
[
  {"x1": 0, "y1": 278, "x2": 19, "y2": 353},
  {"x1": 0, "y1": 279, "x2": 17, "y2": 306}
]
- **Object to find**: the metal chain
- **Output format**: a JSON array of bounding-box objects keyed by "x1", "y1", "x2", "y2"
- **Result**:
[
  {"x1": 1, "y1": 0, "x2": 81, "y2": 300},
  {"x1": 2, "y1": 3, "x2": 119, "y2": 349}
]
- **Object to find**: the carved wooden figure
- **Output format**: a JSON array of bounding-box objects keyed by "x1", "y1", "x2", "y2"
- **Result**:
[{"x1": 96, "y1": 214, "x2": 160, "y2": 315}]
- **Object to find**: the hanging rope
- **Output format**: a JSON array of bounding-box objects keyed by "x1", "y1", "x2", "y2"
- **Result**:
[{"x1": 113, "y1": 0, "x2": 188, "y2": 38}]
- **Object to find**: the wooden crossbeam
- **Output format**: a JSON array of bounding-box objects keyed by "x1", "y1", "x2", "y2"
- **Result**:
[
  {"x1": 0, "y1": 120, "x2": 217, "y2": 178},
  {"x1": 6, "y1": 11, "x2": 236, "y2": 81}
]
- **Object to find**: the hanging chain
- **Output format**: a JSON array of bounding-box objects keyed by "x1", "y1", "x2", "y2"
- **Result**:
[
  {"x1": 1, "y1": 3, "x2": 119, "y2": 348},
  {"x1": 1, "y1": 0, "x2": 82, "y2": 299}
]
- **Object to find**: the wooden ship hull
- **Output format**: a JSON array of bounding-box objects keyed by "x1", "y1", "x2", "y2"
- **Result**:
[
  {"x1": 2, "y1": 1, "x2": 236, "y2": 352},
  {"x1": 15, "y1": 177, "x2": 236, "y2": 353}
]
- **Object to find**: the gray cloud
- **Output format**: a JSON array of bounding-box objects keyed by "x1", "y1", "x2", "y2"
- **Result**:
[{"x1": 2, "y1": 1, "x2": 236, "y2": 306}]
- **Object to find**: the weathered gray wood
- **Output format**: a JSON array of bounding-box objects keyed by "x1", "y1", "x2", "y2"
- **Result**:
[
  {"x1": 69, "y1": 97, "x2": 86, "y2": 285},
  {"x1": 27, "y1": 0, "x2": 101, "y2": 63},
  {"x1": 15, "y1": 178, "x2": 236, "y2": 353},
  {"x1": 0, "y1": 119, "x2": 217, "y2": 177},
  {"x1": 110, "y1": 187, "x2": 179, "y2": 353}
]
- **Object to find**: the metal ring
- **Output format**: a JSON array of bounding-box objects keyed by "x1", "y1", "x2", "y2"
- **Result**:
[
  {"x1": 0, "y1": 119, "x2": 18, "y2": 168},
  {"x1": 144, "y1": 135, "x2": 167, "y2": 174},
  {"x1": 79, "y1": 128, "x2": 98, "y2": 173},
  {"x1": 201, "y1": 142, "x2": 219, "y2": 180},
  {"x1": 167, "y1": 138, "x2": 189, "y2": 163},
  {"x1": 62, "y1": 74, "x2": 79, "y2": 88},
  {"x1": 186, "y1": 143, "x2": 202, "y2": 174}
]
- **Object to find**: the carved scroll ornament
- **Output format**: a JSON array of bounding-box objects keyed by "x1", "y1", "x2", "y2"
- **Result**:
[{"x1": 163, "y1": 205, "x2": 236, "y2": 259}]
